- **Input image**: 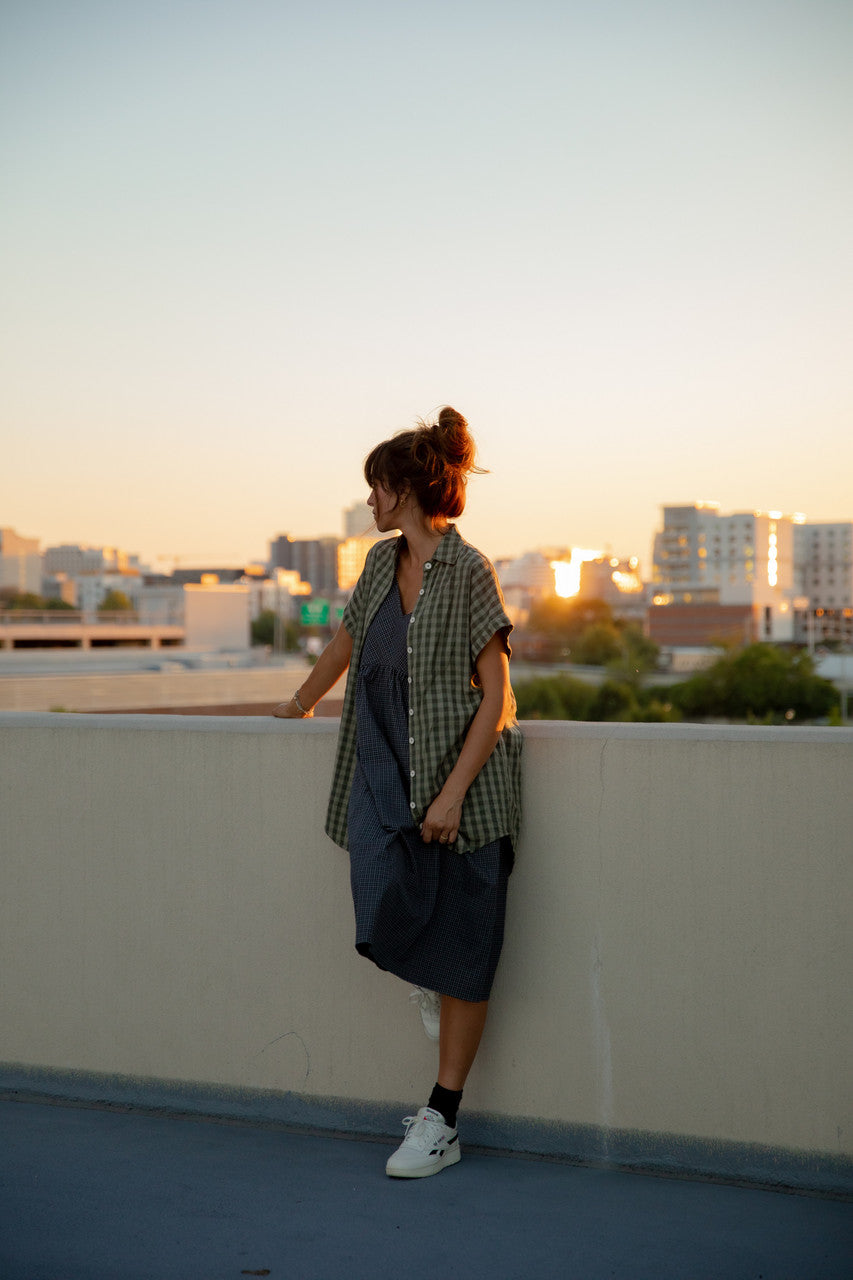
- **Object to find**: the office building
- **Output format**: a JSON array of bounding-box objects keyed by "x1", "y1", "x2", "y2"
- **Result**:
[
  {"x1": 649, "y1": 504, "x2": 799, "y2": 645},
  {"x1": 269, "y1": 536, "x2": 340, "y2": 595},
  {"x1": 794, "y1": 522, "x2": 853, "y2": 646}
]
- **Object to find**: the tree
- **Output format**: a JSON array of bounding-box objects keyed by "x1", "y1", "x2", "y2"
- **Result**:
[
  {"x1": 0, "y1": 591, "x2": 44, "y2": 610},
  {"x1": 525, "y1": 597, "x2": 659, "y2": 673},
  {"x1": 589, "y1": 679, "x2": 638, "y2": 721},
  {"x1": 251, "y1": 610, "x2": 302, "y2": 651},
  {"x1": 570, "y1": 622, "x2": 624, "y2": 666},
  {"x1": 0, "y1": 591, "x2": 74, "y2": 611},
  {"x1": 514, "y1": 674, "x2": 597, "y2": 720},
  {"x1": 251, "y1": 609, "x2": 276, "y2": 646},
  {"x1": 669, "y1": 644, "x2": 839, "y2": 722},
  {"x1": 98, "y1": 590, "x2": 134, "y2": 613},
  {"x1": 513, "y1": 673, "x2": 682, "y2": 722},
  {"x1": 527, "y1": 596, "x2": 613, "y2": 647}
]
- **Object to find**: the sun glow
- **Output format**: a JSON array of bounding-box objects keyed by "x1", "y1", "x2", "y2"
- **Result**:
[
  {"x1": 551, "y1": 549, "x2": 603, "y2": 598},
  {"x1": 611, "y1": 569, "x2": 644, "y2": 594}
]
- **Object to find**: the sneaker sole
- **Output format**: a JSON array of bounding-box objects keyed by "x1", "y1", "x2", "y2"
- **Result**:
[{"x1": 385, "y1": 1144, "x2": 462, "y2": 1179}]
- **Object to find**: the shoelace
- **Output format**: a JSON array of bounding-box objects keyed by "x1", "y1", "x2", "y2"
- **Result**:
[
  {"x1": 400, "y1": 1110, "x2": 447, "y2": 1149},
  {"x1": 409, "y1": 987, "x2": 440, "y2": 1016}
]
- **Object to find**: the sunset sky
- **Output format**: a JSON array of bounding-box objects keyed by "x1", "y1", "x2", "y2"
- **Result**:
[{"x1": 2, "y1": 0, "x2": 851, "y2": 574}]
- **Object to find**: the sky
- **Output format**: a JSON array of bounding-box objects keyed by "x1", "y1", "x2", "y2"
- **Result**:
[{"x1": 2, "y1": 0, "x2": 851, "y2": 575}]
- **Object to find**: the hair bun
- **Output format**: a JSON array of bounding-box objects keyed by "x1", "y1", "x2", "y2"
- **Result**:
[
  {"x1": 437, "y1": 406, "x2": 468, "y2": 433},
  {"x1": 432, "y1": 405, "x2": 475, "y2": 472},
  {"x1": 363, "y1": 405, "x2": 485, "y2": 521}
]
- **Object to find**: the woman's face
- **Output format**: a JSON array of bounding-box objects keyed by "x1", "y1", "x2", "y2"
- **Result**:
[{"x1": 368, "y1": 479, "x2": 401, "y2": 532}]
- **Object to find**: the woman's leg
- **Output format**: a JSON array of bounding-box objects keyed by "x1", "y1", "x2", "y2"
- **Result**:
[
  {"x1": 437, "y1": 995, "x2": 489, "y2": 1091},
  {"x1": 386, "y1": 994, "x2": 488, "y2": 1176}
]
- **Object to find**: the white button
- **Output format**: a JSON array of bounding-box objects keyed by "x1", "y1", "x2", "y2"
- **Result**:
[
  {"x1": 419, "y1": 588, "x2": 424, "y2": 595},
  {"x1": 409, "y1": 708, "x2": 414, "y2": 716},
  {"x1": 424, "y1": 562, "x2": 432, "y2": 569},
  {"x1": 408, "y1": 676, "x2": 412, "y2": 683},
  {"x1": 410, "y1": 801, "x2": 416, "y2": 810},
  {"x1": 407, "y1": 646, "x2": 413, "y2": 654},
  {"x1": 409, "y1": 737, "x2": 414, "y2": 745}
]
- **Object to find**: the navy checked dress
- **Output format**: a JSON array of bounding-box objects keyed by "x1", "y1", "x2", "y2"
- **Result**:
[{"x1": 347, "y1": 580, "x2": 514, "y2": 1002}]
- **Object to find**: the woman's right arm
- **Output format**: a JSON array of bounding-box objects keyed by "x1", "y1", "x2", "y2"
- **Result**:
[{"x1": 272, "y1": 623, "x2": 354, "y2": 718}]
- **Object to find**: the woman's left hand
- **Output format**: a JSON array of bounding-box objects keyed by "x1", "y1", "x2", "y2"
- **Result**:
[{"x1": 420, "y1": 792, "x2": 463, "y2": 846}]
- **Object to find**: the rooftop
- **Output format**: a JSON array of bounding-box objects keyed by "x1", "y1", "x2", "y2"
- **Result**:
[
  {"x1": 3, "y1": 1094, "x2": 851, "y2": 1280},
  {"x1": 2, "y1": 712, "x2": 851, "y2": 1277}
]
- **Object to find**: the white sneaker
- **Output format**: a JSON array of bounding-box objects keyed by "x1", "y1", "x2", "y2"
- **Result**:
[
  {"x1": 409, "y1": 987, "x2": 441, "y2": 1041},
  {"x1": 385, "y1": 1106, "x2": 461, "y2": 1178}
]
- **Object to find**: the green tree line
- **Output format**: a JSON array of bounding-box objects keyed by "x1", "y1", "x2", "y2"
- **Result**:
[{"x1": 515, "y1": 644, "x2": 839, "y2": 725}]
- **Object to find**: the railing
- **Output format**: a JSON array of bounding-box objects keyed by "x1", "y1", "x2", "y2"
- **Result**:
[
  {"x1": 0, "y1": 610, "x2": 187, "y2": 625},
  {"x1": 0, "y1": 610, "x2": 87, "y2": 624},
  {"x1": 0, "y1": 712, "x2": 850, "y2": 1194}
]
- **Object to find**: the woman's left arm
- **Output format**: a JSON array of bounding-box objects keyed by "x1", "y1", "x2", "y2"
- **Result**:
[{"x1": 420, "y1": 632, "x2": 513, "y2": 845}]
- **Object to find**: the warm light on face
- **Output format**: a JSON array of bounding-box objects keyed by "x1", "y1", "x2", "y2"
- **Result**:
[{"x1": 551, "y1": 548, "x2": 602, "y2": 598}]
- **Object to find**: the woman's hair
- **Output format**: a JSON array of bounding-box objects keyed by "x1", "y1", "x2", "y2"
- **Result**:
[{"x1": 363, "y1": 406, "x2": 485, "y2": 519}]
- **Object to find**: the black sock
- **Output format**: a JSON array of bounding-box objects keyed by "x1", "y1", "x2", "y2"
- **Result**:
[{"x1": 428, "y1": 1083, "x2": 463, "y2": 1129}]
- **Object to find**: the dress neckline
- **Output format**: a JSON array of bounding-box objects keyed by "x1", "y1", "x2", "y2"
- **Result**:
[{"x1": 394, "y1": 579, "x2": 413, "y2": 618}]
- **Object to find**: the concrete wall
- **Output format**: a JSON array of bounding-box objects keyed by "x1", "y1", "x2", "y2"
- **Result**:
[
  {"x1": 2, "y1": 712, "x2": 851, "y2": 1192},
  {"x1": 0, "y1": 663, "x2": 319, "y2": 712}
]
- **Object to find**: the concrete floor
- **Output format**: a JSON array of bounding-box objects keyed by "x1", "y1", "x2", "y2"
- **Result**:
[{"x1": 1, "y1": 1099, "x2": 851, "y2": 1280}]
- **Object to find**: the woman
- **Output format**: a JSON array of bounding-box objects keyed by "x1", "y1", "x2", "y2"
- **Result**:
[{"x1": 274, "y1": 407, "x2": 522, "y2": 1178}]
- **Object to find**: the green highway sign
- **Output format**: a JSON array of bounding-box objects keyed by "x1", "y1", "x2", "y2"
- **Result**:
[{"x1": 300, "y1": 599, "x2": 330, "y2": 626}]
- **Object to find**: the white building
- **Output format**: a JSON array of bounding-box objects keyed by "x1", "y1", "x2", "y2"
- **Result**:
[
  {"x1": 74, "y1": 573, "x2": 141, "y2": 616},
  {"x1": 651, "y1": 504, "x2": 799, "y2": 642},
  {"x1": 794, "y1": 522, "x2": 853, "y2": 611},
  {"x1": 793, "y1": 521, "x2": 853, "y2": 647}
]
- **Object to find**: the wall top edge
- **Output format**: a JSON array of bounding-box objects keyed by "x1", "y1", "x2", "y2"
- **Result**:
[{"x1": 1, "y1": 710, "x2": 852, "y2": 745}]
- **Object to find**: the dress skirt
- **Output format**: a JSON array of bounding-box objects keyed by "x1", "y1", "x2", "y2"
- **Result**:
[{"x1": 347, "y1": 581, "x2": 513, "y2": 1003}]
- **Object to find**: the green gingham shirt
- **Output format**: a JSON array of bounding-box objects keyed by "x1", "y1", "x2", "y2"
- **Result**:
[{"x1": 325, "y1": 525, "x2": 523, "y2": 855}]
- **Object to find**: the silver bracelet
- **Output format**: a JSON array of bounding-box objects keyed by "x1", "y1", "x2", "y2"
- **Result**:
[{"x1": 292, "y1": 688, "x2": 310, "y2": 716}]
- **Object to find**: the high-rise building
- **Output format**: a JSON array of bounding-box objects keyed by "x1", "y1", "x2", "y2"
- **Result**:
[
  {"x1": 794, "y1": 522, "x2": 853, "y2": 646},
  {"x1": 269, "y1": 535, "x2": 340, "y2": 595},
  {"x1": 650, "y1": 504, "x2": 853, "y2": 647},
  {"x1": 343, "y1": 500, "x2": 377, "y2": 539},
  {"x1": 649, "y1": 505, "x2": 800, "y2": 645}
]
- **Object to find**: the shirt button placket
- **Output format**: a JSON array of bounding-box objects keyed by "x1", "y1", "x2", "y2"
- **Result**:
[
  {"x1": 408, "y1": 599, "x2": 416, "y2": 807},
  {"x1": 407, "y1": 562, "x2": 431, "y2": 816}
]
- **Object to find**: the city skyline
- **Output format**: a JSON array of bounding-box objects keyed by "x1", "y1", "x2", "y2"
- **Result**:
[
  {"x1": 3, "y1": 1, "x2": 852, "y2": 571},
  {"x1": 7, "y1": 496, "x2": 850, "y2": 591}
]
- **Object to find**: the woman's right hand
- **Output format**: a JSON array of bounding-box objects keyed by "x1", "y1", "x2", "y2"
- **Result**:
[{"x1": 272, "y1": 698, "x2": 313, "y2": 719}]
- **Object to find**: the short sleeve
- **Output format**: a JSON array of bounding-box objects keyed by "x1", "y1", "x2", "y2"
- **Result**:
[{"x1": 469, "y1": 552, "x2": 513, "y2": 664}]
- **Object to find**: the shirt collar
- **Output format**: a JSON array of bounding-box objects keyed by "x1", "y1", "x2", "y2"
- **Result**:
[
  {"x1": 430, "y1": 524, "x2": 462, "y2": 564},
  {"x1": 394, "y1": 524, "x2": 463, "y2": 565}
]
